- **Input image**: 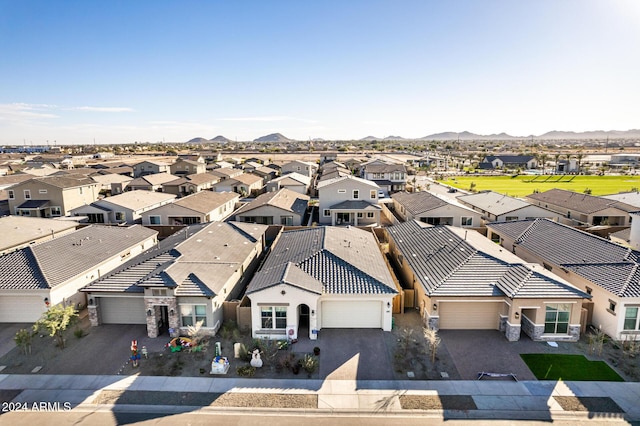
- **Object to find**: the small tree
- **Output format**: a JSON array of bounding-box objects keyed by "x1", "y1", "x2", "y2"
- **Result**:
[
  {"x1": 187, "y1": 320, "x2": 207, "y2": 351},
  {"x1": 14, "y1": 328, "x2": 33, "y2": 355},
  {"x1": 33, "y1": 305, "x2": 78, "y2": 349},
  {"x1": 423, "y1": 327, "x2": 441, "y2": 364}
]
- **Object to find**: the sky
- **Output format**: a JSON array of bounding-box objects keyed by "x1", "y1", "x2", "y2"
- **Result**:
[{"x1": 1, "y1": 0, "x2": 639, "y2": 144}]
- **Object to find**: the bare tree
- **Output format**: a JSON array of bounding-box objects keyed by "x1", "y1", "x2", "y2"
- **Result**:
[{"x1": 423, "y1": 327, "x2": 441, "y2": 364}]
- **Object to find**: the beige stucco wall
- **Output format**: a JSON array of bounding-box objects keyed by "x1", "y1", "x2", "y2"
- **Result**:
[{"x1": 8, "y1": 180, "x2": 100, "y2": 216}]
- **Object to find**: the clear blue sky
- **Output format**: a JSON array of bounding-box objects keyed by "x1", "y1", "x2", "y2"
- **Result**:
[{"x1": 1, "y1": 0, "x2": 639, "y2": 144}]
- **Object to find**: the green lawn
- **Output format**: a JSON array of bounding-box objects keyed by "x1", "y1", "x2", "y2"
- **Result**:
[
  {"x1": 520, "y1": 354, "x2": 624, "y2": 381},
  {"x1": 442, "y1": 175, "x2": 640, "y2": 197}
]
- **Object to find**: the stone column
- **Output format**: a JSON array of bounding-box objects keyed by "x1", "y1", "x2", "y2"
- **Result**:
[
  {"x1": 505, "y1": 322, "x2": 521, "y2": 342},
  {"x1": 146, "y1": 305, "x2": 158, "y2": 338},
  {"x1": 88, "y1": 304, "x2": 100, "y2": 327},
  {"x1": 168, "y1": 298, "x2": 180, "y2": 337}
]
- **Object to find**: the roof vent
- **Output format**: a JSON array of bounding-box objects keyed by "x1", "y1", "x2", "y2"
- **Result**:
[{"x1": 224, "y1": 243, "x2": 229, "y2": 247}]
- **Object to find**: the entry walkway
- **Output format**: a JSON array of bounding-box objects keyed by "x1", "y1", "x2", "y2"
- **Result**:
[{"x1": 1, "y1": 374, "x2": 638, "y2": 421}]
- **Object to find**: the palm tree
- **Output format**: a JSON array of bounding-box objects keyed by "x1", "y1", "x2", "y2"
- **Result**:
[
  {"x1": 539, "y1": 153, "x2": 548, "y2": 173},
  {"x1": 554, "y1": 153, "x2": 561, "y2": 174},
  {"x1": 576, "y1": 152, "x2": 584, "y2": 174}
]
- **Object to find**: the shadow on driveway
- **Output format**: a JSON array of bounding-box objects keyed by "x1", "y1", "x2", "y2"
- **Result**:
[{"x1": 318, "y1": 329, "x2": 394, "y2": 381}]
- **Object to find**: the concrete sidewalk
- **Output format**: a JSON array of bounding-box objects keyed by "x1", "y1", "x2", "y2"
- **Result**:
[{"x1": 1, "y1": 374, "x2": 638, "y2": 422}]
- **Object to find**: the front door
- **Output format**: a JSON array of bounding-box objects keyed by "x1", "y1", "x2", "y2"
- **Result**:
[{"x1": 159, "y1": 306, "x2": 169, "y2": 335}]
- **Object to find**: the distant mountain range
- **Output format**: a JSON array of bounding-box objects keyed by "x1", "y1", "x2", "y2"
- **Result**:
[{"x1": 187, "y1": 129, "x2": 640, "y2": 144}]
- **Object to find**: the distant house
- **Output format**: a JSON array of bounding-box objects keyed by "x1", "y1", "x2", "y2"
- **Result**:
[
  {"x1": 246, "y1": 226, "x2": 398, "y2": 340},
  {"x1": 141, "y1": 191, "x2": 239, "y2": 225},
  {"x1": 317, "y1": 175, "x2": 381, "y2": 226},
  {"x1": 209, "y1": 160, "x2": 235, "y2": 170},
  {"x1": 457, "y1": 191, "x2": 559, "y2": 224},
  {"x1": 361, "y1": 160, "x2": 407, "y2": 194},
  {"x1": 162, "y1": 173, "x2": 220, "y2": 197},
  {"x1": 391, "y1": 191, "x2": 482, "y2": 227},
  {"x1": 478, "y1": 155, "x2": 537, "y2": 170},
  {"x1": 487, "y1": 218, "x2": 640, "y2": 340},
  {"x1": 241, "y1": 161, "x2": 263, "y2": 173},
  {"x1": 70, "y1": 190, "x2": 176, "y2": 224},
  {"x1": 132, "y1": 160, "x2": 170, "y2": 177},
  {"x1": 602, "y1": 191, "x2": 640, "y2": 209},
  {"x1": 90, "y1": 173, "x2": 132, "y2": 194},
  {"x1": 252, "y1": 166, "x2": 279, "y2": 183},
  {"x1": 281, "y1": 160, "x2": 318, "y2": 178},
  {"x1": 387, "y1": 220, "x2": 588, "y2": 342},
  {"x1": 525, "y1": 188, "x2": 635, "y2": 226},
  {"x1": 212, "y1": 173, "x2": 264, "y2": 196},
  {"x1": 0, "y1": 216, "x2": 80, "y2": 255},
  {"x1": 210, "y1": 167, "x2": 243, "y2": 181},
  {"x1": 0, "y1": 225, "x2": 158, "y2": 322},
  {"x1": 169, "y1": 158, "x2": 206, "y2": 176},
  {"x1": 82, "y1": 222, "x2": 268, "y2": 338},
  {"x1": 125, "y1": 173, "x2": 178, "y2": 192},
  {"x1": 7, "y1": 175, "x2": 100, "y2": 217},
  {"x1": 235, "y1": 188, "x2": 309, "y2": 226},
  {"x1": 265, "y1": 172, "x2": 311, "y2": 195}
]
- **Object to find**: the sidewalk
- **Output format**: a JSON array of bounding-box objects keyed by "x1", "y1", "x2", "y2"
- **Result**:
[{"x1": 1, "y1": 374, "x2": 638, "y2": 422}]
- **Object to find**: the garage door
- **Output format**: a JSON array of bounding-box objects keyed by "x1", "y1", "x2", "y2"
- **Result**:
[
  {"x1": 0, "y1": 296, "x2": 45, "y2": 323},
  {"x1": 99, "y1": 297, "x2": 147, "y2": 324},
  {"x1": 321, "y1": 301, "x2": 382, "y2": 328},
  {"x1": 439, "y1": 302, "x2": 501, "y2": 329}
]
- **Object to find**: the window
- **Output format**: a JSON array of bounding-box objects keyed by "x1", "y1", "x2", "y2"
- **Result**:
[
  {"x1": 623, "y1": 307, "x2": 640, "y2": 331},
  {"x1": 115, "y1": 212, "x2": 126, "y2": 221},
  {"x1": 585, "y1": 286, "x2": 592, "y2": 295},
  {"x1": 261, "y1": 306, "x2": 287, "y2": 329},
  {"x1": 79, "y1": 187, "x2": 84, "y2": 195},
  {"x1": 8, "y1": 190, "x2": 14, "y2": 199},
  {"x1": 367, "y1": 212, "x2": 374, "y2": 218},
  {"x1": 149, "y1": 215, "x2": 161, "y2": 225},
  {"x1": 370, "y1": 190, "x2": 376, "y2": 199},
  {"x1": 337, "y1": 189, "x2": 346, "y2": 194},
  {"x1": 280, "y1": 216, "x2": 293, "y2": 225},
  {"x1": 296, "y1": 166, "x2": 301, "y2": 171},
  {"x1": 608, "y1": 300, "x2": 617, "y2": 314},
  {"x1": 323, "y1": 209, "x2": 330, "y2": 217},
  {"x1": 24, "y1": 190, "x2": 31, "y2": 199},
  {"x1": 353, "y1": 190, "x2": 359, "y2": 199},
  {"x1": 461, "y1": 217, "x2": 472, "y2": 226},
  {"x1": 152, "y1": 289, "x2": 167, "y2": 296},
  {"x1": 505, "y1": 216, "x2": 518, "y2": 221},
  {"x1": 357, "y1": 212, "x2": 363, "y2": 218},
  {"x1": 39, "y1": 189, "x2": 47, "y2": 194},
  {"x1": 181, "y1": 304, "x2": 207, "y2": 327},
  {"x1": 544, "y1": 303, "x2": 570, "y2": 334},
  {"x1": 50, "y1": 206, "x2": 61, "y2": 216}
]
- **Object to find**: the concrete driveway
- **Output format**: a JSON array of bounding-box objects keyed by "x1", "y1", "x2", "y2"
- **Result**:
[{"x1": 317, "y1": 329, "x2": 394, "y2": 381}]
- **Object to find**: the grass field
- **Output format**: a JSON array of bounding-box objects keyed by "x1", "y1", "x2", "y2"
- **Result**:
[
  {"x1": 520, "y1": 354, "x2": 624, "y2": 381},
  {"x1": 442, "y1": 175, "x2": 640, "y2": 197}
]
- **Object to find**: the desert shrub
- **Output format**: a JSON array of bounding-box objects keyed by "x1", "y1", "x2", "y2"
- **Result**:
[
  {"x1": 301, "y1": 354, "x2": 319, "y2": 375},
  {"x1": 14, "y1": 328, "x2": 33, "y2": 355},
  {"x1": 237, "y1": 365, "x2": 256, "y2": 377}
]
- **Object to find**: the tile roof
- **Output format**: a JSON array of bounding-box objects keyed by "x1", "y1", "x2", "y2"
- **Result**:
[
  {"x1": 487, "y1": 218, "x2": 640, "y2": 297},
  {"x1": 230, "y1": 173, "x2": 263, "y2": 186},
  {"x1": 317, "y1": 174, "x2": 379, "y2": 189},
  {"x1": 235, "y1": 188, "x2": 309, "y2": 217},
  {"x1": 96, "y1": 190, "x2": 176, "y2": 211},
  {"x1": 270, "y1": 172, "x2": 311, "y2": 186},
  {"x1": 602, "y1": 191, "x2": 640, "y2": 209},
  {"x1": 364, "y1": 163, "x2": 406, "y2": 173},
  {"x1": 23, "y1": 175, "x2": 98, "y2": 189},
  {"x1": 391, "y1": 191, "x2": 449, "y2": 215},
  {"x1": 483, "y1": 155, "x2": 535, "y2": 164},
  {"x1": 0, "y1": 225, "x2": 158, "y2": 290},
  {"x1": 138, "y1": 172, "x2": 179, "y2": 186},
  {"x1": 247, "y1": 226, "x2": 397, "y2": 295},
  {"x1": 210, "y1": 168, "x2": 242, "y2": 179},
  {"x1": 0, "y1": 216, "x2": 79, "y2": 252},
  {"x1": 329, "y1": 200, "x2": 382, "y2": 211},
  {"x1": 526, "y1": 189, "x2": 637, "y2": 214},
  {"x1": 17, "y1": 199, "x2": 50, "y2": 209},
  {"x1": 184, "y1": 173, "x2": 219, "y2": 185},
  {"x1": 388, "y1": 220, "x2": 587, "y2": 299},
  {"x1": 457, "y1": 191, "x2": 533, "y2": 216},
  {"x1": 172, "y1": 191, "x2": 238, "y2": 214}
]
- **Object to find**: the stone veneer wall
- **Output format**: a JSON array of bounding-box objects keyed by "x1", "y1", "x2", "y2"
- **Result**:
[
  {"x1": 505, "y1": 322, "x2": 521, "y2": 341},
  {"x1": 521, "y1": 315, "x2": 580, "y2": 342},
  {"x1": 426, "y1": 313, "x2": 439, "y2": 331},
  {"x1": 88, "y1": 304, "x2": 100, "y2": 327},
  {"x1": 499, "y1": 315, "x2": 507, "y2": 333},
  {"x1": 145, "y1": 296, "x2": 179, "y2": 338}
]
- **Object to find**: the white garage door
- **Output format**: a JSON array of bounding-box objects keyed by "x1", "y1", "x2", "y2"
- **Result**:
[
  {"x1": 439, "y1": 302, "x2": 501, "y2": 329},
  {"x1": 321, "y1": 301, "x2": 382, "y2": 328},
  {"x1": 99, "y1": 297, "x2": 147, "y2": 324},
  {"x1": 0, "y1": 296, "x2": 46, "y2": 323}
]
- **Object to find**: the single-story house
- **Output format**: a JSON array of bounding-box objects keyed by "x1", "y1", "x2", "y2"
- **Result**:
[
  {"x1": 246, "y1": 226, "x2": 398, "y2": 340},
  {"x1": 235, "y1": 188, "x2": 309, "y2": 226},
  {"x1": 125, "y1": 173, "x2": 179, "y2": 192},
  {"x1": 391, "y1": 191, "x2": 482, "y2": 227},
  {"x1": 212, "y1": 173, "x2": 264, "y2": 196},
  {"x1": 478, "y1": 155, "x2": 537, "y2": 170},
  {"x1": 83, "y1": 222, "x2": 268, "y2": 338},
  {"x1": 457, "y1": 191, "x2": 559, "y2": 224},
  {"x1": 70, "y1": 190, "x2": 176, "y2": 224},
  {"x1": 487, "y1": 218, "x2": 640, "y2": 341},
  {"x1": 141, "y1": 191, "x2": 239, "y2": 225},
  {"x1": 162, "y1": 173, "x2": 220, "y2": 197},
  {"x1": 0, "y1": 215, "x2": 80, "y2": 255},
  {"x1": 265, "y1": 172, "x2": 311, "y2": 195},
  {"x1": 525, "y1": 188, "x2": 635, "y2": 226},
  {"x1": 387, "y1": 220, "x2": 589, "y2": 342},
  {"x1": 0, "y1": 225, "x2": 158, "y2": 322}
]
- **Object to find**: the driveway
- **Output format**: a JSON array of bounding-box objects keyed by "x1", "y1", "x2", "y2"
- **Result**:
[
  {"x1": 317, "y1": 329, "x2": 394, "y2": 381},
  {"x1": 0, "y1": 323, "x2": 31, "y2": 358},
  {"x1": 440, "y1": 330, "x2": 559, "y2": 381}
]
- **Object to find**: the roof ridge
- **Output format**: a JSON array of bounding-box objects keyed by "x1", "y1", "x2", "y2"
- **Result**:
[
  {"x1": 618, "y1": 264, "x2": 639, "y2": 297},
  {"x1": 501, "y1": 264, "x2": 533, "y2": 298},
  {"x1": 429, "y1": 245, "x2": 478, "y2": 293},
  {"x1": 515, "y1": 218, "x2": 542, "y2": 242},
  {"x1": 26, "y1": 245, "x2": 51, "y2": 288}
]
